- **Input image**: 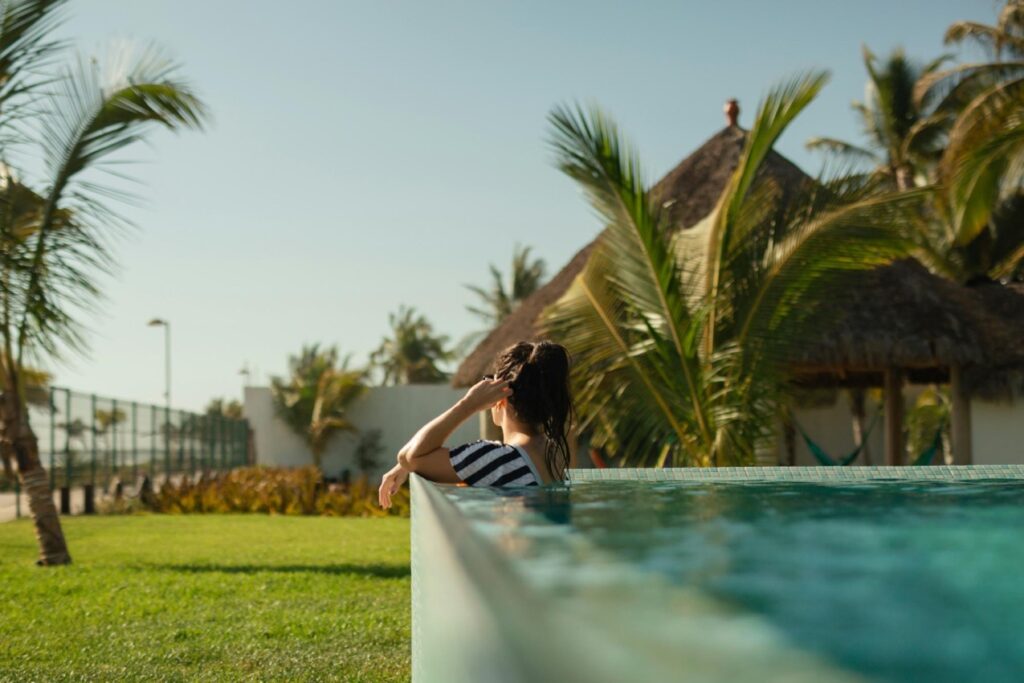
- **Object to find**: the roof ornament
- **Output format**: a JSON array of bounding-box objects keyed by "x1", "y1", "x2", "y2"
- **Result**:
[{"x1": 724, "y1": 99, "x2": 739, "y2": 127}]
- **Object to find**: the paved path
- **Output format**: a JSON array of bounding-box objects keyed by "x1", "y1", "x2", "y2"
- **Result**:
[
  {"x1": 0, "y1": 473, "x2": 191, "y2": 522},
  {"x1": 0, "y1": 488, "x2": 88, "y2": 522}
]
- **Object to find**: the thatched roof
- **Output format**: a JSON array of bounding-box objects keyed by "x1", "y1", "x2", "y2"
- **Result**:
[
  {"x1": 788, "y1": 263, "x2": 1024, "y2": 396},
  {"x1": 789, "y1": 260, "x2": 992, "y2": 378},
  {"x1": 453, "y1": 120, "x2": 1024, "y2": 395},
  {"x1": 965, "y1": 281, "x2": 1024, "y2": 398},
  {"x1": 452, "y1": 125, "x2": 810, "y2": 386}
]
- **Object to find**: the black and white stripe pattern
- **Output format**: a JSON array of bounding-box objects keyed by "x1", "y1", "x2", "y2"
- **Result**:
[{"x1": 449, "y1": 440, "x2": 540, "y2": 487}]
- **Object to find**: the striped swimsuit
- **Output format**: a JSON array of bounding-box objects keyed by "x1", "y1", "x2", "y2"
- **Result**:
[{"x1": 448, "y1": 440, "x2": 542, "y2": 487}]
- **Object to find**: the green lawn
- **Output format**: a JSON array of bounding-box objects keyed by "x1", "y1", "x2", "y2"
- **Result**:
[{"x1": 0, "y1": 514, "x2": 411, "y2": 682}]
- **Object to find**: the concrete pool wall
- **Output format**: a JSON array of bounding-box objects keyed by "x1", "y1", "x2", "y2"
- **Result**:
[{"x1": 412, "y1": 466, "x2": 1024, "y2": 682}]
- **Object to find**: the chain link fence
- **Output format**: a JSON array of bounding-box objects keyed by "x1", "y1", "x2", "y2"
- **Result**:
[{"x1": 5, "y1": 387, "x2": 250, "y2": 518}]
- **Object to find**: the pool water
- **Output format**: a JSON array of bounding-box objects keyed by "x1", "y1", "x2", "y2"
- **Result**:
[{"x1": 444, "y1": 480, "x2": 1024, "y2": 683}]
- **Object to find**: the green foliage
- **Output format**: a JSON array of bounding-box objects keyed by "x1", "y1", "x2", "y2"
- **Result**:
[
  {"x1": 463, "y1": 244, "x2": 546, "y2": 348},
  {"x1": 545, "y1": 73, "x2": 921, "y2": 467},
  {"x1": 205, "y1": 397, "x2": 243, "y2": 419},
  {"x1": 354, "y1": 428, "x2": 384, "y2": 474},
  {"x1": 0, "y1": 515, "x2": 410, "y2": 681},
  {"x1": 271, "y1": 344, "x2": 366, "y2": 468},
  {"x1": 0, "y1": 43, "x2": 207, "y2": 372},
  {"x1": 905, "y1": 386, "x2": 950, "y2": 460},
  {"x1": 807, "y1": 45, "x2": 951, "y2": 189},
  {"x1": 914, "y1": 1, "x2": 1024, "y2": 281},
  {"x1": 371, "y1": 305, "x2": 452, "y2": 384},
  {"x1": 93, "y1": 406, "x2": 125, "y2": 433},
  {"x1": 133, "y1": 466, "x2": 409, "y2": 517}
]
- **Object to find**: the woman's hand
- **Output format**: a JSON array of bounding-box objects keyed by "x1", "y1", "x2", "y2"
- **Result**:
[
  {"x1": 462, "y1": 377, "x2": 512, "y2": 412},
  {"x1": 378, "y1": 464, "x2": 409, "y2": 509}
]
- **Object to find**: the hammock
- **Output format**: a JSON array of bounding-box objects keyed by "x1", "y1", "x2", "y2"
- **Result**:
[
  {"x1": 911, "y1": 427, "x2": 944, "y2": 467},
  {"x1": 797, "y1": 415, "x2": 945, "y2": 467},
  {"x1": 795, "y1": 414, "x2": 879, "y2": 467}
]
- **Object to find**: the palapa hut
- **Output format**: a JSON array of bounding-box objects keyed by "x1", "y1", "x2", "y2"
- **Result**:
[
  {"x1": 454, "y1": 101, "x2": 809, "y2": 385},
  {"x1": 454, "y1": 102, "x2": 1024, "y2": 466}
]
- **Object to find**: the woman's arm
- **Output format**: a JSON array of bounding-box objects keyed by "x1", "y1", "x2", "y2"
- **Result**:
[
  {"x1": 379, "y1": 378, "x2": 511, "y2": 506},
  {"x1": 395, "y1": 377, "x2": 510, "y2": 466}
]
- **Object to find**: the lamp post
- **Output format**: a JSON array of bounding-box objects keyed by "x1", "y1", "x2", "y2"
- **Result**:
[{"x1": 147, "y1": 318, "x2": 171, "y2": 412}]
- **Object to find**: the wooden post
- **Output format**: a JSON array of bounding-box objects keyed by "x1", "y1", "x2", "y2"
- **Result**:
[
  {"x1": 884, "y1": 367, "x2": 904, "y2": 466},
  {"x1": 950, "y1": 364, "x2": 973, "y2": 465}
]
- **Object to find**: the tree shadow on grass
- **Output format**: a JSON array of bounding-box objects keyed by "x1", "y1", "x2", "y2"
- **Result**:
[{"x1": 139, "y1": 562, "x2": 410, "y2": 579}]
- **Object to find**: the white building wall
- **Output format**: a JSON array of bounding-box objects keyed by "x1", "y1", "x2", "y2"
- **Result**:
[
  {"x1": 779, "y1": 390, "x2": 1024, "y2": 466},
  {"x1": 774, "y1": 388, "x2": 924, "y2": 466},
  {"x1": 775, "y1": 394, "x2": 881, "y2": 466},
  {"x1": 244, "y1": 385, "x2": 479, "y2": 479},
  {"x1": 972, "y1": 399, "x2": 1024, "y2": 464}
]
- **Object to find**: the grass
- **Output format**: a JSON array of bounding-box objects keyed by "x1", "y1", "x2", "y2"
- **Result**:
[{"x1": 0, "y1": 514, "x2": 411, "y2": 682}]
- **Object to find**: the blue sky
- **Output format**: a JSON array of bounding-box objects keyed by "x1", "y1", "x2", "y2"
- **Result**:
[{"x1": 46, "y1": 0, "x2": 989, "y2": 410}]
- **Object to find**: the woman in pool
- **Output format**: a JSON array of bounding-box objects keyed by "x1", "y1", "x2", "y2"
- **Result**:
[{"x1": 378, "y1": 341, "x2": 574, "y2": 507}]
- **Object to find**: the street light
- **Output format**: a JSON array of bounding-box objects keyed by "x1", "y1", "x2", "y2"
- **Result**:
[
  {"x1": 147, "y1": 318, "x2": 170, "y2": 411},
  {"x1": 239, "y1": 363, "x2": 251, "y2": 398}
]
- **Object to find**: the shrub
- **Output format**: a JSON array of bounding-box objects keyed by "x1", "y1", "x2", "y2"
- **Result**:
[{"x1": 118, "y1": 467, "x2": 408, "y2": 517}]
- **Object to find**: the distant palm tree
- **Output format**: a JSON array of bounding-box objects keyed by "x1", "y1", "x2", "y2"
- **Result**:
[
  {"x1": 544, "y1": 72, "x2": 921, "y2": 467},
  {"x1": 914, "y1": 0, "x2": 1024, "y2": 280},
  {"x1": 271, "y1": 345, "x2": 366, "y2": 469},
  {"x1": 371, "y1": 306, "x2": 452, "y2": 385},
  {"x1": 459, "y1": 245, "x2": 547, "y2": 354},
  {"x1": 807, "y1": 46, "x2": 950, "y2": 190},
  {"x1": 465, "y1": 245, "x2": 547, "y2": 326},
  {"x1": 205, "y1": 398, "x2": 243, "y2": 419},
  {"x1": 0, "y1": 1, "x2": 208, "y2": 564}
]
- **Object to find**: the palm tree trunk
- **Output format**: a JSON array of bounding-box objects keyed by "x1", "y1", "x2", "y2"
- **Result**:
[
  {"x1": 2, "y1": 378, "x2": 70, "y2": 565},
  {"x1": 895, "y1": 165, "x2": 913, "y2": 192}
]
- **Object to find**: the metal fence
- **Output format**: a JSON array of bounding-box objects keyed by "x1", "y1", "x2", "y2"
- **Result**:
[{"x1": 7, "y1": 387, "x2": 250, "y2": 517}]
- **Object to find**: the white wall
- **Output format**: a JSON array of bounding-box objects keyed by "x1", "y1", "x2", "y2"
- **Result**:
[
  {"x1": 778, "y1": 389, "x2": 1024, "y2": 466},
  {"x1": 773, "y1": 388, "x2": 927, "y2": 466},
  {"x1": 972, "y1": 398, "x2": 1024, "y2": 464},
  {"x1": 774, "y1": 395, "x2": 881, "y2": 466},
  {"x1": 244, "y1": 384, "x2": 480, "y2": 478}
]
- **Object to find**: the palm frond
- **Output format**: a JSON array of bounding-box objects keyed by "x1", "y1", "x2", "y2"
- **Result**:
[
  {"x1": 547, "y1": 103, "x2": 713, "y2": 448},
  {"x1": 14, "y1": 43, "x2": 207, "y2": 364},
  {"x1": 914, "y1": 60, "x2": 1024, "y2": 110},
  {"x1": 706, "y1": 70, "x2": 829, "y2": 346},
  {"x1": 0, "y1": 0, "x2": 66, "y2": 131},
  {"x1": 945, "y1": 19, "x2": 1024, "y2": 58},
  {"x1": 805, "y1": 136, "x2": 880, "y2": 165},
  {"x1": 941, "y1": 75, "x2": 1024, "y2": 244}
]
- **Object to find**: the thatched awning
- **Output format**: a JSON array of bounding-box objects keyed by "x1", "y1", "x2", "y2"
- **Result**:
[
  {"x1": 452, "y1": 125, "x2": 811, "y2": 386},
  {"x1": 789, "y1": 260, "x2": 991, "y2": 375},
  {"x1": 964, "y1": 281, "x2": 1024, "y2": 399}
]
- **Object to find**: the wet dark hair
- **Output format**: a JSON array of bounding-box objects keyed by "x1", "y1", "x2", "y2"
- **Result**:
[{"x1": 491, "y1": 341, "x2": 574, "y2": 481}]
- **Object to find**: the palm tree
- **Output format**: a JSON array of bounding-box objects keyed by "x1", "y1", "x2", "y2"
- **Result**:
[
  {"x1": 460, "y1": 244, "x2": 546, "y2": 353},
  {"x1": 544, "y1": 72, "x2": 921, "y2": 467},
  {"x1": 205, "y1": 398, "x2": 243, "y2": 420},
  {"x1": 271, "y1": 345, "x2": 366, "y2": 469},
  {"x1": 807, "y1": 46, "x2": 949, "y2": 190},
  {"x1": 806, "y1": 46, "x2": 953, "y2": 458},
  {"x1": 465, "y1": 245, "x2": 546, "y2": 326},
  {"x1": 0, "y1": 360, "x2": 49, "y2": 480},
  {"x1": 0, "y1": 2, "x2": 207, "y2": 564},
  {"x1": 913, "y1": 1, "x2": 1024, "y2": 281},
  {"x1": 371, "y1": 306, "x2": 452, "y2": 385}
]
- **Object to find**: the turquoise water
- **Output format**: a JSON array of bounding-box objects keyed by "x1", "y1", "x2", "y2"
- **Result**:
[{"x1": 445, "y1": 480, "x2": 1024, "y2": 682}]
